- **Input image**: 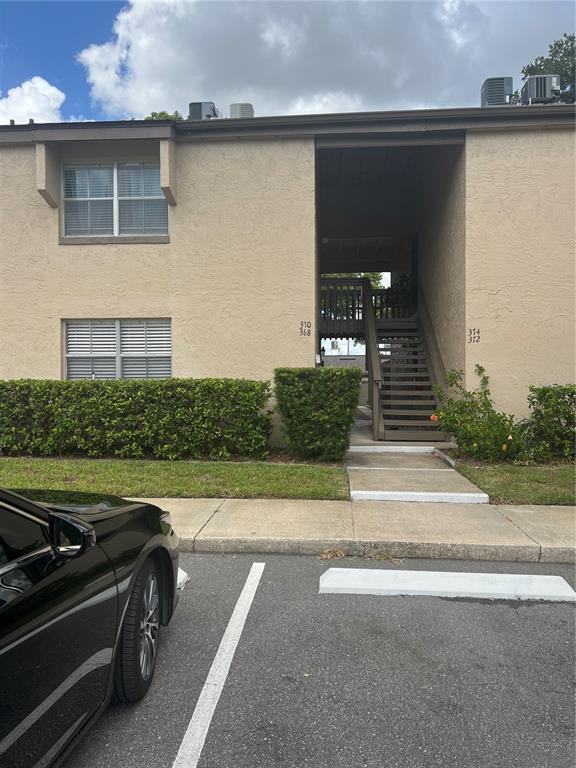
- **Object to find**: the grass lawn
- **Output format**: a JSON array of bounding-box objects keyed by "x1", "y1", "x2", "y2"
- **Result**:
[
  {"x1": 456, "y1": 461, "x2": 575, "y2": 506},
  {"x1": 0, "y1": 457, "x2": 349, "y2": 500}
]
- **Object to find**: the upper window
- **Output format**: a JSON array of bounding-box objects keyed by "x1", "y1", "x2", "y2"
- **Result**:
[
  {"x1": 65, "y1": 318, "x2": 172, "y2": 380},
  {"x1": 63, "y1": 163, "x2": 168, "y2": 237}
]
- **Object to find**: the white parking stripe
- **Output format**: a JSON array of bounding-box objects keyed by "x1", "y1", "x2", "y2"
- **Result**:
[
  {"x1": 172, "y1": 562, "x2": 265, "y2": 768},
  {"x1": 319, "y1": 568, "x2": 576, "y2": 602}
]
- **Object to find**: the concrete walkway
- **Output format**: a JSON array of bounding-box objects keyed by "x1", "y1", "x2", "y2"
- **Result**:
[
  {"x1": 346, "y1": 420, "x2": 488, "y2": 504},
  {"x1": 134, "y1": 497, "x2": 575, "y2": 563}
]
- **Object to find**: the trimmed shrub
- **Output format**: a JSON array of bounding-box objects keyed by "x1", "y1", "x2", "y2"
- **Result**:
[
  {"x1": 518, "y1": 385, "x2": 576, "y2": 461},
  {"x1": 433, "y1": 365, "x2": 518, "y2": 461},
  {"x1": 274, "y1": 367, "x2": 362, "y2": 461},
  {"x1": 0, "y1": 378, "x2": 272, "y2": 460}
]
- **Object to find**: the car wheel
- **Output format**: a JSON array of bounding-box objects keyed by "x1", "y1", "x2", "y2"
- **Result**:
[{"x1": 115, "y1": 558, "x2": 161, "y2": 703}]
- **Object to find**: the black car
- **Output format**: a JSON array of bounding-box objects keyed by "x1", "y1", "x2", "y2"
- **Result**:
[{"x1": 0, "y1": 488, "x2": 182, "y2": 768}]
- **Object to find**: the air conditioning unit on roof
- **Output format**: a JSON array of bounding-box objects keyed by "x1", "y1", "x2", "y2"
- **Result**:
[
  {"x1": 521, "y1": 75, "x2": 561, "y2": 105},
  {"x1": 481, "y1": 77, "x2": 513, "y2": 107}
]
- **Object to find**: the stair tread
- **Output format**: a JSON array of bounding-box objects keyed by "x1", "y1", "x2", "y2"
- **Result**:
[
  {"x1": 381, "y1": 383, "x2": 434, "y2": 388},
  {"x1": 381, "y1": 395, "x2": 435, "y2": 400},
  {"x1": 384, "y1": 420, "x2": 440, "y2": 427},
  {"x1": 380, "y1": 399, "x2": 437, "y2": 406},
  {"x1": 383, "y1": 409, "x2": 436, "y2": 416},
  {"x1": 382, "y1": 373, "x2": 431, "y2": 378}
]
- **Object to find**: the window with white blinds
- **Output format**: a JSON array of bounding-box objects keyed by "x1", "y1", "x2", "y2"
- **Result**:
[
  {"x1": 65, "y1": 319, "x2": 171, "y2": 380},
  {"x1": 63, "y1": 163, "x2": 168, "y2": 237}
]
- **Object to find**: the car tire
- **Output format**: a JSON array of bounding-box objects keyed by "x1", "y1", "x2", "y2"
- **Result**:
[{"x1": 114, "y1": 558, "x2": 161, "y2": 703}]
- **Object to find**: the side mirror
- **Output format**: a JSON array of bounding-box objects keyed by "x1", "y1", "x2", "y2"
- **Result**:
[{"x1": 49, "y1": 512, "x2": 96, "y2": 558}]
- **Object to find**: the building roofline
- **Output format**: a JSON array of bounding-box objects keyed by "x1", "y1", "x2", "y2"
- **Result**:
[{"x1": 0, "y1": 104, "x2": 573, "y2": 145}]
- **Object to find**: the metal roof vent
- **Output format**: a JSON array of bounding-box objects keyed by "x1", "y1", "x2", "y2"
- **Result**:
[
  {"x1": 230, "y1": 103, "x2": 254, "y2": 119},
  {"x1": 481, "y1": 77, "x2": 513, "y2": 107}
]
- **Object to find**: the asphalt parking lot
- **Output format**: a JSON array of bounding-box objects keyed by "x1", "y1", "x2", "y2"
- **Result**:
[{"x1": 64, "y1": 554, "x2": 576, "y2": 768}]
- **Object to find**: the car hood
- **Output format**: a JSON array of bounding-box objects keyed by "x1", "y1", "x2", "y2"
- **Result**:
[{"x1": 8, "y1": 488, "x2": 138, "y2": 515}]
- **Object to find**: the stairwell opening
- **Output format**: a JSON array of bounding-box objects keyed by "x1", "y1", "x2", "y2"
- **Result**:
[{"x1": 316, "y1": 141, "x2": 465, "y2": 442}]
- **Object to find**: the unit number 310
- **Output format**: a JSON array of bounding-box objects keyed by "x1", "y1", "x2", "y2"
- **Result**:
[{"x1": 300, "y1": 321, "x2": 312, "y2": 336}]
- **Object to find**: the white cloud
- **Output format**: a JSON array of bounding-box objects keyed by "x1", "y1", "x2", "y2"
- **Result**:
[
  {"x1": 288, "y1": 91, "x2": 364, "y2": 115},
  {"x1": 260, "y1": 18, "x2": 307, "y2": 60},
  {"x1": 76, "y1": 0, "x2": 576, "y2": 119},
  {"x1": 0, "y1": 76, "x2": 65, "y2": 124}
]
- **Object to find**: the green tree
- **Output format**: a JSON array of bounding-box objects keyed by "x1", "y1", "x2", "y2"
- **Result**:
[
  {"x1": 144, "y1": 110, "x2": 184, "y2": 121},
  {"x1": 323, "y1": 272, "x2": 382, "y2": 288},
  {"x1": 521, "y1": 33, "x2": 575, "y2": 103}
]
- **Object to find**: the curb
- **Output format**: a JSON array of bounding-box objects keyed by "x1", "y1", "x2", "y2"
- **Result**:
[
  {"x1": 350, "y1": 490, "x2": 489, "y2": 504},
  {"x1": 179, "y1": 535, "x2": 575, "y2": 563}
]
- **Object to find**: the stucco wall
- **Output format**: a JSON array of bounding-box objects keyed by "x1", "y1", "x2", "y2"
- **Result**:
[
  {"x1": 465, "y1": 129, "x2": 575, "y2": 417},
  {"x1": 0, "y1": 139, "x2": 316, "y2": 381},
  {"x1": 415, "y1": 145, "x2": 466, "y2": 376}
]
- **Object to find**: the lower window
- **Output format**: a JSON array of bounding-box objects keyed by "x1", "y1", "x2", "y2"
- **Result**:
[{"x1": 65, "y1": 319, "x2": 171, "y2": 380}]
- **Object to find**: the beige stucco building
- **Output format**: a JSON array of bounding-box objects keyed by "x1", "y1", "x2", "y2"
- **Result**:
[{"x1": 0, "y1": 105, "x2": 574, "y2": 440}]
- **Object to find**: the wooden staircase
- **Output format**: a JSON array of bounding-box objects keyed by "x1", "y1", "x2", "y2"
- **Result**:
[{"x1": 377, "y1": 318, "x2": 445, "y2": 441}]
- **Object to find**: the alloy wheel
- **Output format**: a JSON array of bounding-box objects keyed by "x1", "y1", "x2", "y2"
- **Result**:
[{"x1": 139, "y1": 571, "x2": 159, "y2": 681}]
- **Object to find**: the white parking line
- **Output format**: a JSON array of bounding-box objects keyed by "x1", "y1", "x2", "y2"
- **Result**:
[
  {"x1": 172, "y1": 562, "x2": 265, "y2": 768},
  {"x1": 319, "y1": 568, "x2": 576, "y2": 602}
]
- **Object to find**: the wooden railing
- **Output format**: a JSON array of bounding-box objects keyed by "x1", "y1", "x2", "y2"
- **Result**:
[
  {"x1": 372, "y1": 289, "x2": 411, "y2": 320},
  {"x1": 319, "y1": 279, "x2": 412, "y2": 337},
  {"x1": 319, "y1": 278, "x2": 384, "y2": 439},
  {"x1": 319, "y1": 278, "x2": 365, "y2": 338}
]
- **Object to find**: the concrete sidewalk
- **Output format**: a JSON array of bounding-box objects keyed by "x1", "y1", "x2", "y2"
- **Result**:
[{"x1": 134, "y1": 497, "x2": 576, "y2": 563}]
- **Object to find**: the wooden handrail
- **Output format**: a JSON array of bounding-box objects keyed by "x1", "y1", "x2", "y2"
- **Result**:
[{"x1": 361, "y1": 278, "x2": 383, "y2": 441}]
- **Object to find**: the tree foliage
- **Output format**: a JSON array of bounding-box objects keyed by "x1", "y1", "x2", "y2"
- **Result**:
[
  {"x1": 322, "y1": 272, "x2": 382, "y2": 288},
  {"x1": 521, "y1": 32, "x2": 575, "y2": 103},
  {"x1": 144, "y1": 110, "x2": 184, "y2": 121}
]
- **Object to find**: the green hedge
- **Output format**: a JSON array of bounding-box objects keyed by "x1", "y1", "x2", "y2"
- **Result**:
[
  {"x1": 519, "y1": 385, "x2": 576, "y2": 461},
  {"x1": 0, "y1": 379, "x2": 272, "y2": 460},
  {"x1": 274, "y1": 367, "x2": 362, "y2": 461}
]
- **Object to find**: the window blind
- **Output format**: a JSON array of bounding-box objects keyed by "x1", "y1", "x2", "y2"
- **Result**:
[
  {"x1": 63, "y1": 163, "x2": 168, "y2": 237},
  {"x1": 65, "y1": 319, "x2": 171, "y2": 380}
]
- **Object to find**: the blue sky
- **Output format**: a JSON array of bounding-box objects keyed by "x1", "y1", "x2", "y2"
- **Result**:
[
  {"x1": 0, "y1": 1, "x2": 574, "y2": 123},
  {"x1": 0, "y1": 1, "x2": 124, "y2": 120}
]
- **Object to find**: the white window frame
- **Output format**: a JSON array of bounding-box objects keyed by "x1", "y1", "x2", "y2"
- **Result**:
[
  {"x1": 64, "y1": 318, "x2": 172, "y2": 380},
  {"x1": 62, "y1": 162, "x2": 169, "y2": 238}
]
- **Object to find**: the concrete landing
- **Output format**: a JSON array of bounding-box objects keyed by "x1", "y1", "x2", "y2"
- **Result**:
[
  {"x1": 350, "y1": 419, "x2": 454, "y2": 451},
  {"x1": 345, "y1": 447, "x2": 489, "y2": 504}
]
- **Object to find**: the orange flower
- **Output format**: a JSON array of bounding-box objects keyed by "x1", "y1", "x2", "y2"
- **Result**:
[{"x1": 430, "y1": 414, "x2": 439, "y2": 422}]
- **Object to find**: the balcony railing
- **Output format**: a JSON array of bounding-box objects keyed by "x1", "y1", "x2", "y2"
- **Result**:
[
  {"x1": 319, "y1": 279, "x2": 411, "y2": 338},
  {"x1": 372, "y1": 288, "x2": 411, "y2": 320},
  {"x1": 319, "y1": 278, "x2": 365, "y2": 338}
]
